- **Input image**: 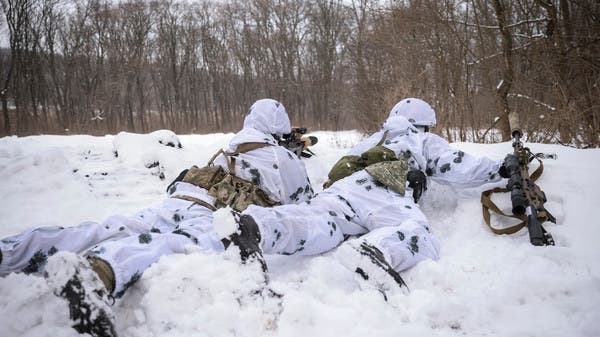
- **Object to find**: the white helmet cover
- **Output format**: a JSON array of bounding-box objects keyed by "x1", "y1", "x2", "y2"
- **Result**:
[
  {"x1": 243, "y1": 99, "x2": 291, "y2": 137},
  {"x1": 388, "y1": 98, "x2": 436, "y2": 127}
]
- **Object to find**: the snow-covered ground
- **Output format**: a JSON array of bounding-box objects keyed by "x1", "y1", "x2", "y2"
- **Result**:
[{"x1": 0, "y1": 130, "x2": 599, "y2": 337}]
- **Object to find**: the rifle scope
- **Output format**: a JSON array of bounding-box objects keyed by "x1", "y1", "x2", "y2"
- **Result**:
[{"x1": 500, "y1": 154, "x2": 528, "y2": 215}]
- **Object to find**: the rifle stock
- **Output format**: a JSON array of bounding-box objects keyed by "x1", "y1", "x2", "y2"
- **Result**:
[{"x1": 526, "y1": 206, "x2": 547, "y2": 246}]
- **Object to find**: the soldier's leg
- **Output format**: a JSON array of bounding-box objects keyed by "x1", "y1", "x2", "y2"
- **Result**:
[
  {"x1": 243, "y1": 196, "x2": 359, "y2": 256},
  {"x1": 0, "y1": 215, "x2": 146, "y2": 275},
  {"x1": 335, "y1": 219, "x2": 439, "y2": 297},
  {"x1": 88, "y1": 203, "x2": 223, "y2": 297},
  {"x1": 358, "y1": 196, "x2": 439, "y2": 272},
  {"x1": 357, "y1": 219, "x2": 440, "y2": 273}
]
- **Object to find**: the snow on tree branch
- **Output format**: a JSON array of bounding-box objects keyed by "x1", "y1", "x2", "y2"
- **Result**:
[
  {"x1": 506, "y1": 17, "x2": 549, "y2": 29},
  {"x1": 508, "y1": 93, "x2": 556, "y2": 111},
  {"x1": 444, "y1": 17, "x2": 548, "y2": 30},
  {"x1": 468, "y1": 42, "x2": 533, "y2": 66}
]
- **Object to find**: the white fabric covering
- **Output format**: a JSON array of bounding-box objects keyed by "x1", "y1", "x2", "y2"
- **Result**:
[
  {"x1": 0, "y1": 99, "x2": 312, "y2": 296},
  {"x1": 246, "y1": 113, "x2": 502, "y2": 275}
]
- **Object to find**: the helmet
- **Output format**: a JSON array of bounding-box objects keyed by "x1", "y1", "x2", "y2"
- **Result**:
[
  {"x1": 388, "y1": 98, "x2": 436, "y2": 129},
  {"x1": 243, "y1": 99, "x2": 291, "y2": 137}
]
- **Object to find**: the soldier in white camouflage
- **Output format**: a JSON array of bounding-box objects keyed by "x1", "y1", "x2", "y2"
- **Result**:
[
  {"x1": 0, "y1": 98, "x2": 314, "y2": 337},
  {"x1": 226, "y1": 98, "x2": 503, "y2": 297}
]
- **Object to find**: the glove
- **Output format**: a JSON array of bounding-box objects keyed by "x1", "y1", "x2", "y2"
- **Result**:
[
  {"x1": 498, "y1": 155, "x2": 518, "y2": 179},
  {"x1": 406, "y1": 170, "x2": 427, "y2": 203}
]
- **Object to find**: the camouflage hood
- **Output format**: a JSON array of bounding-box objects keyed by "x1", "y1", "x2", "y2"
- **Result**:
[
  {"x1": 243, "y1": 99, "x2": 291, "y2": 138},
  {"x1": 228, "y1": 127, "x2": 278, "y2": 152},
  {"x1": 347, "y1": 115, "x2": 418, "y2": 155},
  {"x1": 381, "y1": 115, "x2": 419, "y2": 136}
]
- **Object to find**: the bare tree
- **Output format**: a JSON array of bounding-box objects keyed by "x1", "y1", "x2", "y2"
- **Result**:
[
  {"x1": 1, "y1": 0, "x2": 35, "y2": 134},
  {"x1": 306, "y1": 0, "x2": 349, "y2": 129},
  {"x1": 0, "y1": 0, "x2": 597, "y2": 147},
  {"x1": 491, "y1": 0, "x2": 514, "y2": 140}
]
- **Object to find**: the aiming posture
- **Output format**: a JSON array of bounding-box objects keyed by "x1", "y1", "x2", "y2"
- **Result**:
[
  {"x1": 0, "y1": 98, "x2": 314, "y2": 337},
  {"x1": 228, "y1": 98, "x2": 503, "y2": 294}
]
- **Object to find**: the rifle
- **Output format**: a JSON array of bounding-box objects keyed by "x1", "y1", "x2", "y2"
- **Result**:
[
  {"x1": 481, "y1": 115, "x2": 557, "y2": 246},
  {"x1": 277, "y1": 127, "x2": 318, "y2": 158}
]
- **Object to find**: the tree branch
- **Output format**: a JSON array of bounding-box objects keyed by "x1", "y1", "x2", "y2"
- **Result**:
[
  {"x1": 468, "y1": 42, "x2": 533, "y2": 66},
  {"x1": 443, "y1": 17, "x2": 548, "y2": 30},
  {"x1": 508, "y1": 93, "x2": 557, "y2": 111}
]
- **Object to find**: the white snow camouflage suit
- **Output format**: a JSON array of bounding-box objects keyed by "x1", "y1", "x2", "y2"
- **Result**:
[
  {"x1": 244, "y1": 114, "x2": 502, "y2": 274},
  {"x1": 0, "y1": 99, "x2": 314, "y2": 296}
]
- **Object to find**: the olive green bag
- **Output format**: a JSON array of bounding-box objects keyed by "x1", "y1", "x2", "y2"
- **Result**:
[
  {"x1": 324, "y1": 154, "x2": 362, "y2": 187},
  {"x1": 361, "y1": 145, "x2": 397, "y2": 165},
  {"x1": 365, "y1": 159, "x2": 409, "y2": 195},
  {"x1": 324, "y1": 130, "x2": 397, "y2": 187}
]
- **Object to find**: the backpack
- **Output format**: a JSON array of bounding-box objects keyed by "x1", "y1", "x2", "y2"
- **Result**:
[
  {"x1": 172, "y1": 142, "x2": 281, "y2": 212},
  {"x1": 323, "y1": 130, "x2": 409, "y2": 195}
]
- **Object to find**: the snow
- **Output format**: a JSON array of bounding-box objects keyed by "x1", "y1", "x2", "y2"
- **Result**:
[
  {"x1": 1, "y1": 131, "x2": 600, "y2": 337},
  {"x1": 213, "y1": 207, "x2": 239, "y2": 238}
]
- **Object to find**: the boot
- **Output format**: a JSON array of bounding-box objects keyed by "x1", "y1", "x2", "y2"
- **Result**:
[
  {"x1": 222, "y1": 214, "x2": 267, "y2": 272},
  {"x1": 88, "y1": 256, "x2": 116, "y2": 294},
  {"x1": 337, "y1": 241, "x2": 408, "y2": 300},
  {"x1": 45, "y1": 252, "x2": 117, "y2": 337}
]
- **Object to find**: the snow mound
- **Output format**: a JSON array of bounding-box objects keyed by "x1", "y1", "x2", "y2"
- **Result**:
[
  {"x1": 112, "y1": 130, "x2": 184, "y2": 181},
  {"x1": 117, "y1": 250, "x2": 281, "y2": 336},
  {"x1": 113, "y1": 130, "x2": 182, "y2": 156},
  {"x1": 0, "y1": 270, "x2": 78, "y2": 337}
]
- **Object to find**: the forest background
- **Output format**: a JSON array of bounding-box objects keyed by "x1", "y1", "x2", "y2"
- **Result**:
[{"x1": 0, "y1": 0, "x2": 598, "y2": 147}]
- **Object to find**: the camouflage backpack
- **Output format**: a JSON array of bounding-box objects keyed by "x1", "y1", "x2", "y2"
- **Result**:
[
  {"x1": 324, "y1": 130, "x2": 409, "y2": 194},
  {"x1": 175, "y1": 142, "x2": 281, "y2": 212},
  {"x1": 365, "y1": 159, "x2": 409, "y2": 195}
]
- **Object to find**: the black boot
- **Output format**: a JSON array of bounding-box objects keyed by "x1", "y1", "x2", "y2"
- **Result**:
[
  {"x1": 223, "y1": 214, "x2": 267, "y2": 272},
  {"x1": 60, "y1": 274, "x2": 117, "y2": 337},
  {"x1": 337, "y1": 241, "x2": 408, "y2": 300},
  {"x1": 45, "y1": 253, "x2": 117, "y2": 337}
]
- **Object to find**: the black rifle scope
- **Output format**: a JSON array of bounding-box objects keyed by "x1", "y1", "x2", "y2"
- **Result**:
[{"x1": 500, "y1": 154, "x2": 528, "y2": 215}]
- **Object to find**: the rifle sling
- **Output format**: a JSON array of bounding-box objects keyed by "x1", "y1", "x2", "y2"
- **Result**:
[
  {"x1": 481, "y1": 158, "x2": 544, "y2": 236},
  {"x1": 376, "y1": 130, "x2": 390, "y2": 146},
  {"x1": 234, "y1": 142, "x2": 274, "y2": 155},
  {"x1": 481, "y1": 187, "x2": 527, "y2": 235},
  {"x1": 207, "y1": 142, "x2": 274, "y2": 173},
  {"x1": 171, "y1": 195, "x2": 217, "y2": 211}
]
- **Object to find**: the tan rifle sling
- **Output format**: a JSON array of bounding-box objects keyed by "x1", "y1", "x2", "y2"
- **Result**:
[
  {"x1": 480, "y1": 157, "x2": 546, "y2": 235},
  {"x1": 206, "y1": 142, "x2": 274, "y2": 172}
]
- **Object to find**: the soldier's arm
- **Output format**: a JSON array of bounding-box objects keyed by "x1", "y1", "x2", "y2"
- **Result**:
[
  {"x1": 423, "y1": 133, "x2": 502, "y2": 187},
  {"x1": 274, "y1": 147, "x2": 315, "y2": 204}
]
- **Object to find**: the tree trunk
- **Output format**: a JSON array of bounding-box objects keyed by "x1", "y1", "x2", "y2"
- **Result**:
[
  {"x1": 136, "y1": 73, "x2": 145, "y2": 132},
  {"x1": 1, "y1": 89, "x2": 10, "y2": 135},
  {"x1": 492, "y1": 0, "x2": 514, "y2": 140}
]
